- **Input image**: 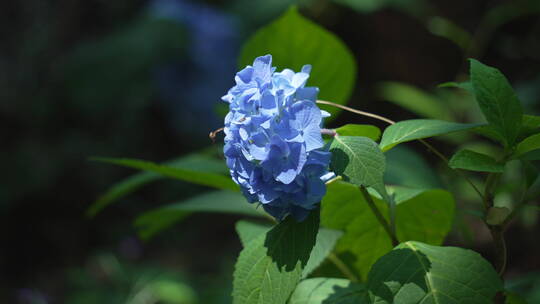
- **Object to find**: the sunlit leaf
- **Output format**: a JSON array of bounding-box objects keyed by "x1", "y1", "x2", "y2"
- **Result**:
[
  {"x1": 335, "y1": 124, "x2": 381, "y2": 141},
  {"x1": 329, "y1": 136, "x2": 387, "y2": 198},
  {"x1": 232, "y1": 212, "x2": 319, "y2": 304},
  {"x1": 289, "y1": 278, "x2": 368, "y2": 304},
  {"x1": 367, "y1": 241, "x2": 503, "y2": 303},
  {"x1": 321, "y1": 182, "x2": 454, "y2": 280},
  {"x1": 235, "y1": 220, "x2": 343, "y2": 278},
  {"x1": 379, "y1": 119, "x2": 481, "y2": 151}
]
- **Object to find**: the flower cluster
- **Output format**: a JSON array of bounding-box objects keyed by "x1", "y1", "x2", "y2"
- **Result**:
[{"x1": 222, "y1": 55, "x2": 333, "y2": 221}]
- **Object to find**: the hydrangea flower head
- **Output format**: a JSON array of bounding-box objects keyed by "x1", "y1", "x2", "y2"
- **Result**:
[{"x1": 222, "y1": 55, "x2": 333, "y2": 221}]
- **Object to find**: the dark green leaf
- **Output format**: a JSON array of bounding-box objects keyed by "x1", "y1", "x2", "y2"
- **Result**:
[
  {"x1": 504, "y1": 291, "x2": 529, "y2": 304},
  {"x1": 378, "y1": 82, "x2": 451, "y2": 120},
  {"x1": 385, "y1": 146, "x2": 442, "y2": 188},
  {"x1": 232, "y1": 212, "x2": 319, "y2": 304},
  {"x1": 449, "y1": 149, "x2": 505, "y2": 172},
  {"x1": 235, "y1": 220, "x2": 343, "y2": 279},
  {"x1": 335, "y1": 124, "x2": 381, "y2": 141},
  {"x1": 321, "y1": 182, "x2": 454, "y2": 280},
  {"x1": 514, "y1": 134, "x2": 540, "y2": 159},
  {"x1": 87, "y1": 154, "x2": 230, "y2": 217},
  {"x1": 239, "y1": 7, "x2": 356, "y2": 118},
  {"x1": 91, "y1": 157, "x2": 238, "y2": 191},
  {"x1": 134, "y1": 191, "x2": 265, "y2": 240},
  {"x1": 289, "y1": 278, "x2": 368, "y2": 304},
  {"x1": 470, "y1": 59, "x2": 523, "y2": 147},
  {"x1": 519, "y1": 115, "x2": 540, "y2": 139},
  {"x1": 367, "y1": 241, "x2": 503, "y2": 304},
  {"x1": 379, "y1": 119, "x2": 481, "y2": 151},
  {"x1": 329, "y1": 136, "x2": 387, "y2": 197}
]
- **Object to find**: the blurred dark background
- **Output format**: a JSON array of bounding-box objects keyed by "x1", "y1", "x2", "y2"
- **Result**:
[{"x1": 1, "y1": 0, "x2": 539, "y2": 303}]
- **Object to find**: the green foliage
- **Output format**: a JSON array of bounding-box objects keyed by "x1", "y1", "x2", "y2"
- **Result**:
[
  {"x1": 91, "y1": 157, "x2": 238, "y2": 191},
  {"x1": 379, "y1": 119, "x2": 481, "y2": 151},
  {"x1": 329, "y1": 136, "x2": 387, "y2": 197},
  {"x1": 335, "y1": 124, "x2": 381, "y2": 141},
  {"x1": 135, "y1": 191, "x2": 265, "y2": 240},
  {"x1": 321, "y1": 182, "x2": 454, "y2": 280},
  {"x1": 367, "y1": 241, "x2": 503, "y2": 303},
  {"x1": 378, "y1": 82, "x2": 451, "y2": 120},
  {"x1": 232, "y1": 212, "x2": 319, "y2": 304},
  {"x1": 87, "y1": 154, "x2": 229, "y2": 216},
  {"x1": 236, "y1": 220, "x2": 273, "y2": 247},
  {"x1": 385, "y1": 146, "x2": 442, "y2": 188},
  {"x1": 514, "y1": 133, "x2": 540, "y2": 159},
  {"x1": 289, "y1": 278, "x2": 368, "y2": 304},
  {"x1": 235, "y1": 220, "x2": 343, "y2": 279},
  {"x1": 239, "y1": 7, "x2": 356, "y2": 118},
  {"x1": 520, "y1": 115, "x2": 540, "y2": 139},
  {"x1": 470, "y1": 59, "x2": 523, "y2": 147},
  {"x1": 449, "y1": 149, "x2": 505, "y2": 173}
]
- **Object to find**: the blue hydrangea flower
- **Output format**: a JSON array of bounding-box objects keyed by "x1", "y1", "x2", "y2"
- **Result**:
[{"x1": 222, "y1": 55, "x2": 333, "y2": 221}]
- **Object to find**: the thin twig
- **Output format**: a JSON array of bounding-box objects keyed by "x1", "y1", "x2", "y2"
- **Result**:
[
  {"x1": 316, "y1": 100, "x2": 396, "y2": 125},
  {"x1": 327, "y1": 253, "x2": 360, "y2": 282},
  {"x1": 483, "y1": 172, "x2": 507, "y2": 276},
  {"x1": 317, "y1": 99, "x2": 485, "y2": 200},
  {"x1": 359, "y1": 186, "x2": 399, "y2": 247},
  {"x1": 209, "y1": 127, "x2": 224, "y2": 142}
]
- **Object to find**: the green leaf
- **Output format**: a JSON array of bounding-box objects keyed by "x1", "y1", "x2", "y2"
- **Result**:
[
  {"x1": 385, "y1": 146, "x2": 442, "y2": 188},
  {"x1": 379, "y1": 119, "x2": 481, "y2": 151},
  {"x1": 378, "y1": 82, "x2": 451, "y2": 120},
  {"x1": 335, "y1": 124, "x2": 381, "y2": 141},
  {"x1": 91, "y1": 157, "x2": 238, "y2": 191},
  {"x1": 439, "y1": 81, "x2": 474, "y2": 94},
  {"x1": 476, "y1": 114, "x2": 539, "y2": 144},
  {"x1": 505, "y1": 291, "x2": 529, "y2": 304},
  {"x1": 236, "y1": 220, "x2": 272, "y2": 247},
  {"x1": 239, "y1": 7, "x2": 356, "y2": 118},
  {"x1": 514, "y1": 133, "x2": 540, "y2": 159},
  {"x1": 321, "y1": 182, "x2": 454, "y2": 280},
  {"x1": 329, "y1": 136, "x2": 387, "y2": 197},
  {"x1": 449, "y1": 149, "x2": 505, "y2": 173},
  {"x1": 303, "y1": 228, "x2": 343, "y2": 278},
  {"x1": 470, "y1": 59, "x2": 523, "y2": 147},
  {"x1": 235, "y1": 221, "x2": 343, "y2": 278},
  {"x1": 134, "y1": 191, "x2": 265, "y2": 240},
  {"x1": 87, "y1": 154, "x2": 230, "y2": 217},
  {"x1": 367, "y1": 241, "x2": 503, "y2": 304},
  {"x1": 519, "y1": 114, "x2": 540, "y2": 139},
  {"x1": 232, "y1": 212, "x2": 319, "y2": 304},
  {"x1": 289, "y1": 278, "x2": 368, "y2": 304}
]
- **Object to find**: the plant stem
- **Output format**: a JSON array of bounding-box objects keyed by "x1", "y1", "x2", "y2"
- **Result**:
[
  {"x1": 483, "y1": 172, "x2": 507, "y2": 276},
  {"x1": 316, "y1": 100, "x2": 396, "y2": 125},
  {"x1": 317, "y1": 99, "x2": 484, "y2": 200},
  {"x1": 359, "y1": 186, "x2": 399, "y2": 247},
  {"x1": 327, "y1": 253, "x2": 360, "y2": 282}
]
